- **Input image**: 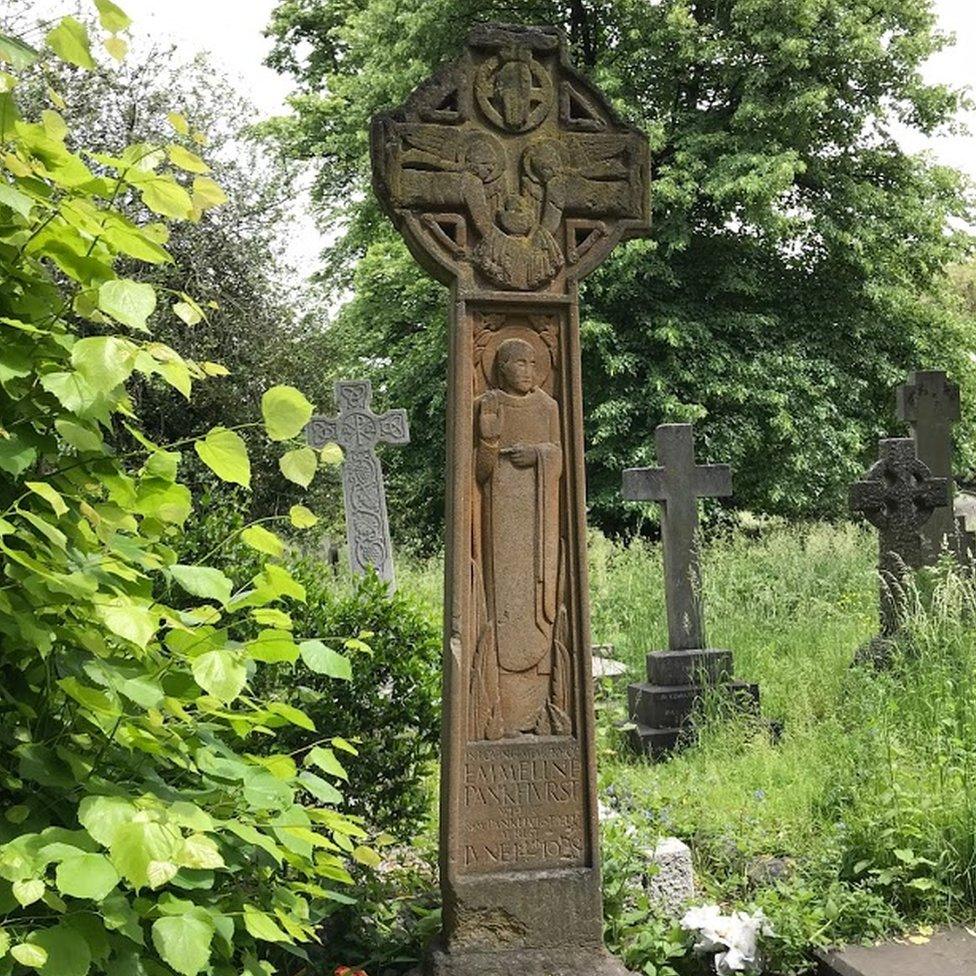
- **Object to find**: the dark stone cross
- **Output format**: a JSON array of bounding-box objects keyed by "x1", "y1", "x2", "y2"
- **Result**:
[
  {"x1": 896, "y1": 369, "x2": 960, "y2": 561},
  {"x1": 305, "y1": 380, "x2": 409, "y2": 586},
  {"x1": 623, "y1": 424, "x2": 732, "y2": 650},
  {"x1": 850, "y1": 438, "x2": 949, "y2": 636},
  {"x1": 371, "y1": 22, "x2": 650, "y2": 976}
]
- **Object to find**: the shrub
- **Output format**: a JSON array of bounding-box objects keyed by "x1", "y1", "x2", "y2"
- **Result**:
[
  {"x1": 0, "y1": 8, "x2": 372, "y2": 974},
  {"x1": 273, "y1": 570, "x2": 441, "y2": 836}
]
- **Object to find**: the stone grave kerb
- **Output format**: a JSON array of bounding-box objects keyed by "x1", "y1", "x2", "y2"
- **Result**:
[
  {"x1": 896, "y1": 369, "x2": 960, "y2": 560},
  {"x1": 371, "y1": 22, "x2": 650, "y2": 975},
  {"x1": 306, "y1": 380, "x2": 409, "y2": 586}
]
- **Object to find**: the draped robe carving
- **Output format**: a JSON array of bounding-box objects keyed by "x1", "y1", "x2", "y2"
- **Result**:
[{"x1": 469, "y1": 338, "x2": 571, "y2": 739}]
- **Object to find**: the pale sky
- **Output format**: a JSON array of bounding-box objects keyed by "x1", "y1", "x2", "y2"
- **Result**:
[{"x1": 21, "y1": 0, "x2": 976, "y2": 268}]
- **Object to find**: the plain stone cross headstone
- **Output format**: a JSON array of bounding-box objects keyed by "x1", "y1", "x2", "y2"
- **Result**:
[
  {"x1": 896, "y1": 369, "x2": 960, "y2": 561},
  {"x1": 305, "y1": 380, "x2": 409, "y2": 587},
  {"x1": 622, "y1": 424, "x2": 732, "y2": 650},
  {"x1": 371, "y1": 22, "x2": 651, "y2": 976},
  {"x1": 849, "y1": 438, "x2": 949, "y2": 638}
]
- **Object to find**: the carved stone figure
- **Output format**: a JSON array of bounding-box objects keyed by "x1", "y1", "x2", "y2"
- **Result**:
[
  {"x1": 470, "y1": 338, "x2": 570, "y2": 740},
  {"x1": 371, "y1": 23, "x2": 650, "y2": 976}
]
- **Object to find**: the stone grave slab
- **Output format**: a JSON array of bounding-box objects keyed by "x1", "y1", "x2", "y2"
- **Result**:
[
  {"x1": 818, "y1": 927, "x2": 976, "y2": 976},
  {"x1": 371, "y1": 22, "x2": 651, "y2": 975}
]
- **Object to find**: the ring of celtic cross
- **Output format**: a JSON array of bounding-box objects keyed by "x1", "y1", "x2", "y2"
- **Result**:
[{"x1": 339, "y1": 414, "x2": 378, "y2": 450}]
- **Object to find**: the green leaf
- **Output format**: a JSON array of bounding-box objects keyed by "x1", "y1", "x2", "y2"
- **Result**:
[
  {"x1": 297, "y1": 771, "x2": 343, "y2": 805},
  {"x1": 78, "y1": 795, "x2": 136, "y2": 847},
  {"x1": 289, "y1": 504, "x2": 318, "y2": 528},
  {"x1": 139, "y1": 176, "x2": 193, "y2": 219},
  {"x1": 11, "y1": 943, "x2": 47, "y2": 969},
  {"x1": 46, "y1": 17, "x2": 95, "y2": 69},
  {"x1": 98, "y1": 280, "x2": 157, "y2": 332},
  {"x1": 72, "y1": 335, "x2": 137, "y2": 391},
  {"x1": 353, "y1": 845, "x2": 382, "y2": 868},
  {"x1": 0, "y1": 434, "x2": 36, "y2": 476},
  {"x1": 299, "y1": 641, "x2": 352, "y2": 680},
  {"x1": 55, "y1": 854, "x2": 119, "y2": 900},
  {"x1": 242, "y1": 906, "x2": 289, "y2": 943},
  {"x1": 170, "y1": 564, "x2": 233, "y2": 606},
  {"x1": 166, "y1": 144, "x2": 210, "y2": 174},
  {"x1": 55, "y1": 419, "x2": 104, "y2": 453},
  {"x1": 191, "y1": 175, "x2": 226, "y2": 209},
  {"x1": 32, "y1": 925, "x2": 90, "y2": 976},
  {"x1": 94, "y1": 0, "x2": 132, "y2": 32},
  {"x1": 103, "y1": 35, "x2": 127, "y2": 61},
  {"x1": 261, "y1": 385, "x2": 313, "y2": 441},
  {"x1": 194, "y1": 427, "x2": 250, "y2": 487},
  {"x1": 306, "y1": 746, "x2": 348, "y2": 780},
  {"x1": 247, "y1": 629, "x2": 299, "y2": 664},
  {"x1": 0, "y1": 182, "x2": 32, "y2": 217},
  {"x1": 241, "y1": 525, "x2": 284, "y2": 558},
  {"x1": 151, "y1": 915, "x2": 214, "y2": 976},
  {"x1": 110, "y1": 820, "x2": 181, "y2": 890},
  {"x1": 12, "y1": 879, "x2": 44, "y2": 906},
  {"x1": 279, "y1": 447, "x2": 317, "y2": 488},
  {"x1": 267, "y1": 701, "x2": 315, "y2": 731},
  {"x1": 191, "y1": 649, "x2": 247, "y2": 703},
  {"x1": 0, "y1": 33, "x2": 39, "y2": 70},
  {"x1": 173, "y1": 298, "x2": 203, "y2": 325},
  {"x1": 167, "y1": 112, "x2": 189, "y2": 135},
  {"x1": 40, "y1": 371, "x2": 99, "y2": 415},
  {"x1": 25, "y1": 481, "x2": 68, "y2": 517},
  {"x1": 95, "y1": 597, "x2": 157, "y2": 649},
  {"x1": 319, "y1": 442, "x2": 343, "y2": 466},
  {"x1": 119, "y1": 675, "x2": 164, "y2": 709}
]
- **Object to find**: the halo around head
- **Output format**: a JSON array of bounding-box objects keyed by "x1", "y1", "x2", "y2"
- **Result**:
[{"x1": 482, "y1": 326, "x2": 553, "y2": 390}]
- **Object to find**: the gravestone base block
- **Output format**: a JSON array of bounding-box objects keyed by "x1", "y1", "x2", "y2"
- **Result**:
[
  {"x1": 415, "y1": 944, "x2": 635, "y2": 976},
  {"x1": 628, "y1": 723, "x2": 686, "y2": 760},
  {"x1": 646, "y1": 647, "x2": 734, "y2": 686}
]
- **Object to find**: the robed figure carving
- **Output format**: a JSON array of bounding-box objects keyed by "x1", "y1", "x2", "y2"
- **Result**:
[{"x1": 470, "y1": 337, "x2": 572, "y2": 740}]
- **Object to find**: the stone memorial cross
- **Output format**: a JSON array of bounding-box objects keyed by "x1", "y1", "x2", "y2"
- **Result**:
[
  {"x1": 622, "y1": 424, "x2": 732, "y2": 651},
  {"x1": 896, "y1": 369, "x2": 960, "y2": 560},
  {"x1": 306, "y1": 380, "x2": 409, "y2": 586},
  {"x1": 371, "y1": 23, "x2": 650, "y2": 976},
  {"x1": 850, "y1": 438, "x2": 949, "y2": 635}
]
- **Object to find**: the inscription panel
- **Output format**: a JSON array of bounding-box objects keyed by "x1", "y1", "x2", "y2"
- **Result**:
[{"x1": 460, "y1": 738, "x2": 586, "y2": 875}]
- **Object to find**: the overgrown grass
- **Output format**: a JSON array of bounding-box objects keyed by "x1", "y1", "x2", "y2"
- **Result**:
[{"x1": 389, "y1": 524, "x2": 976, "y2": 975}]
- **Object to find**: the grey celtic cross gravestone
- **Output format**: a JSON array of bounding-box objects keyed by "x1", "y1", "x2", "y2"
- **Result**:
[
  {"x1": 622, "y1": 424, "x2": 756, "y2": 758},
  {"x1": 896, "y1": 369, "x2": 960, "y2": 561},
  {"x1": 372, "y1": 22, "x2": 650, "y2": 976},
  {"x1": 305, "y1": 380, "x2": 409, "y2": 586},
  {"x1": 850, "y1": 438, "x2": 949, "y2": 637},
  {"x1": 623, "y1": 424, "x2": 731, "y2": 651}
]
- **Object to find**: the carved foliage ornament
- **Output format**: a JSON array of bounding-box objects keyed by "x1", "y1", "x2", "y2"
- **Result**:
[{"x1": 371, "y1": 24, "x2": 651, "y2": 293}]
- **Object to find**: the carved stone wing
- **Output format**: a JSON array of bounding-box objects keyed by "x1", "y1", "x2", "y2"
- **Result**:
[{"x1": 378, "y1": 409, "x2": 410, "y2": 446}]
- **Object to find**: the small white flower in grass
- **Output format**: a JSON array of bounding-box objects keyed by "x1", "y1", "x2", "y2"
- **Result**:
[
  {"x1": 681, "y1": 905, "x2": 772, "y2": 975},
  {"x1": 598, "y1": 800, "x2": 618, "y2": 822}
]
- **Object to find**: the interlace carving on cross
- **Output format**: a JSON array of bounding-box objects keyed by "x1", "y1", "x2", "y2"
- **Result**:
[
  {"x1": 622, "y1": 424, "x2": 732, "y2": 651},
  {"x1": 306, "y1": 380, "x2": 410, "y2": 585},
  {"x1": 850, "y1": 438, "x2": 950, "y2": 635}
]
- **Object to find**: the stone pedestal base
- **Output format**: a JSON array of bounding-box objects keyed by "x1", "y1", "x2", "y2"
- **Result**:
[{"x1": 412, "y1": 943, "x2": 635, "y2": 976}]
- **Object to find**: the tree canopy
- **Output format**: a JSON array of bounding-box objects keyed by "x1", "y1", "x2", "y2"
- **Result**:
[{"x1": 267, "y1": 0, "x2": 976, "y2": 544}]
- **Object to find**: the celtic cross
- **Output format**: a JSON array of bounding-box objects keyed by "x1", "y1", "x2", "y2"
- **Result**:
[
  {"x1": 850, "y1": 438, "x2": 949, "y2": 635},
  {"x1": 306, "y1": 380, "x2": 409, "y2": 586},
  {"x1": 371, "y1": 22, "x2": 650, "y2": 975}
]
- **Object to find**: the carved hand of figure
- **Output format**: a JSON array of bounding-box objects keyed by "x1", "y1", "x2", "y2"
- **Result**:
[
  {"x1": 503, "y1": 443, "x2": 536, "y2": 467},
  {"x1": 479, "y1": 395, "x2": 503, "y2": 442}
]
